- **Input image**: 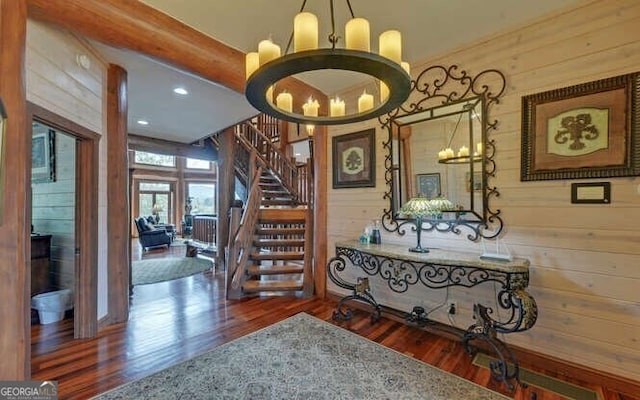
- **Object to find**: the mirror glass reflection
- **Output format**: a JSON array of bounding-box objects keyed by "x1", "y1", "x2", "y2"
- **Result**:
[{"x1": 390, "y1": 96, "x2": 485, "y2": 222}]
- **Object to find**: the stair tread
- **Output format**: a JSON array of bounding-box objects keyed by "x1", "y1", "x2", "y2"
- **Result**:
[
  {"x1": 247, "y1": 265, "x2": 304, "y2": 275},
  {"x1": 254, "y1": 239, "x2": 305, "y2": 246},
  {"x1": 262, "y1": 196, "x2": 295, "y2": 200},
  {"x1": 261, "y1": 200, "x2": 298, "y2": 206},
  {"x1": 243, "y1": 280, "x2": 303, "y2": 292},
  {"x1": 262, "y1": 189, "x2": 290, "y2": 194},
  {"x1": 256, "y1": 228, "x2": 305, "y2": 236},
  {"x1": 250, "y1": 251, "x2": 304, "y2": 260}
]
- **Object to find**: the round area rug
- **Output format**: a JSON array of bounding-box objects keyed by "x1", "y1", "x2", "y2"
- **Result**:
[{"x1": 132, "y1": 257, "x2": 213, "y2": 285}]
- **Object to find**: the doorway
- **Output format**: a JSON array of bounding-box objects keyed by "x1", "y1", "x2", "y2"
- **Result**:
[
  {"x1": 28, "y1": 102, "x2": 99, "y2": 339},
  {"x1": 30, "y1": 122, "x2": 76, "y2": 325}
]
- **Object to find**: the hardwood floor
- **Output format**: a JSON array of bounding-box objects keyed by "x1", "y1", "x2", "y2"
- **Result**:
[{"x1": 30, "y1": 240, "x2": 638, "y2": 400}]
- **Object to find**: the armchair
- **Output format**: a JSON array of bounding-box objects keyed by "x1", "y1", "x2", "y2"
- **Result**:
[{"x1": 134, "y1": 217, "x2": 172, "y2": 251}]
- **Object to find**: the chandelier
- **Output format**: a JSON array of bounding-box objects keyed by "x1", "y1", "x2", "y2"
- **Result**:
[
  {"x1": 437, "y1": 102, "x2": 483, "y2": 164},
  {"x1": 244, "y1": 0, "x2": 411, "y2": 125}
]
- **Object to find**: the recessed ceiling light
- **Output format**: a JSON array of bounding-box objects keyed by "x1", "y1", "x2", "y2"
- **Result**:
[
  {"x1": 137, "y1": 120, "x2": 149, "y2": 126},
  {"x1": 173, "y1": 87, "x2": 188, "y2": 95}
]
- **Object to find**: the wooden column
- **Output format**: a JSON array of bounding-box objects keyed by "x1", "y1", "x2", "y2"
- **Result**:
[
  {"x1": 0, "y1": 0, "x2": 29, "y2": 379},
  {"x1": 107, "y1": 64, "x2": 130, "y2": 323},
  {"x1": 313, "y1": 127, "x2": 328, "y2": 298},
  {"x1": 216, "y1": 128, "x2": 236, "y2": 270},
  {"x1": 399, "y1": 125, "x2": 413, "y2": 198},
  {"x1": 74, "y1": 131, "x2": 100, "y2": 338}
]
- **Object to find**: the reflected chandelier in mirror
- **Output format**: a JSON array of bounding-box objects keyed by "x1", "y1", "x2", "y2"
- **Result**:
[{"x1": 378, "y1": 65, "x2": 506, "y2": 241}]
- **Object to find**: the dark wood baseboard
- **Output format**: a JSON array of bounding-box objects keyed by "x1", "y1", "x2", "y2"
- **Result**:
[
  {"x1": 326, "y1": 291, "x2": 640, "y2": 398},
  {"x1": 97, "y1": 314, "x2": 112, "y2": 331}
]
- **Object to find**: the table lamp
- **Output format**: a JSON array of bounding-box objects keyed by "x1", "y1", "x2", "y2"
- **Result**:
[{"x1": 398, "y1": 196, "x2": 432, "y2": 253}]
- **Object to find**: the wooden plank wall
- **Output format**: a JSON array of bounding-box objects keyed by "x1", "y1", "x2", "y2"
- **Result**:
[
  {"x1": 25, "y1": 20, "x2": 108, "y2": 317},
  {"x1": 327, "y1": 0, "x2": 640, "y2": 382}
]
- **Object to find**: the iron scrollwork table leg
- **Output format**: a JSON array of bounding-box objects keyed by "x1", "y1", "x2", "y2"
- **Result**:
[
  {"x1": 462, "y1": 288, "x2": 538, "y2": 392},
  {"x1": 327, "y1": 253, "x2": 381, "y2": 322}
]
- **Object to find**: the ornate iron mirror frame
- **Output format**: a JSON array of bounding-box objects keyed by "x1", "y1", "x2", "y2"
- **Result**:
[{"x1": 378, "y1": 65, "x2": 506, "y2": 240}]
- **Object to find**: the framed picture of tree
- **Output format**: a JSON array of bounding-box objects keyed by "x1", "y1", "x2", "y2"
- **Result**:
[{"x1": 332, "y1": 129, "x2": 376, "y2": 188}]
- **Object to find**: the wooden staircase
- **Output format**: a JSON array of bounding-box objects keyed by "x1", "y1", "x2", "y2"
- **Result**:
[
  {"x1": 243, "y1": 208, "x2": 309, "y2": 294},
  {"x1": 225, "y1": 115, "x2": 314, "y2": 299},
  {"x1": 259, "y1": 173, "x2": 298, "y2": 207}
]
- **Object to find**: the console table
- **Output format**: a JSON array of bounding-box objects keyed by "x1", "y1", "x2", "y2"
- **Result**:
[{"x1": 327, "y1": 240, "x2": 538, "y2": 390}]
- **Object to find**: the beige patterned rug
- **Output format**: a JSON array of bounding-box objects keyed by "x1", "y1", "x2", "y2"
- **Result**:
[
  {"x1": 93, "y1": 313, "x2": 507, "y2": 400},
  {"x1": 131, "y1": 257, "x2": 213, "y2": 285}
]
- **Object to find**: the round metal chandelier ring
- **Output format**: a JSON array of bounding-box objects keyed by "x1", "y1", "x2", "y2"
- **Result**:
[{"x1": 245, "y1": 49, "x2": 411, "y2": 125}]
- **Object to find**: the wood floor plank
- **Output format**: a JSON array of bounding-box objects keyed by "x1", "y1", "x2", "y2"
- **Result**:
[{"x1": 29, "y1": 239, "x2": 639, "y2": 400}]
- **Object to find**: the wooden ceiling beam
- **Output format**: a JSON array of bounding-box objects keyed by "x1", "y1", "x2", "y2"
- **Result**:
[
  {"x1": 26, "y1": 0, "x2": 327, "y2": 107},
  {"x1": 128, "y1": 134, "x2": 218, "y2": 161}
]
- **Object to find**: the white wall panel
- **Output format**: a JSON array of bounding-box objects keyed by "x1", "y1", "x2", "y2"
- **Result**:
[
  {"x1": 327, "y1": 0, "x2": 640, "y2": 381},
  {"x1": 26, "y1": 20, "x2": 109, "y2": 319}
]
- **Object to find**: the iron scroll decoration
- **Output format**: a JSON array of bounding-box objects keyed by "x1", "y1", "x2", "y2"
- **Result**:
[{"x1": 378, "y1": 65, "x2": 507, "y2": 240}]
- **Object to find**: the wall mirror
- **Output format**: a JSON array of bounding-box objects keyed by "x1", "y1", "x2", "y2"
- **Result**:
[{"x1": 379, "y1": 65, "x2": 506, "y2": 240}]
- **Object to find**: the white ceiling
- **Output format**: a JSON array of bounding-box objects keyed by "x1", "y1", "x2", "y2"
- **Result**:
[{"x1": 97, "y1": 0, "x2": 583, "y2": 144}]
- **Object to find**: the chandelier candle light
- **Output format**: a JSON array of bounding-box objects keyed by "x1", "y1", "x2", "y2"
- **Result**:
[
  {"x1": 437, "y1": 101, "x2": 484, "y2": 164},
  {"x1": 245, "y1": 0, "x2": 411, "y2": 125}
]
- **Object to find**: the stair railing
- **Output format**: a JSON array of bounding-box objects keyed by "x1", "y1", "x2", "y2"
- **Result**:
[
  {"x1": 227, "y1": 163, "x2": 263, "y2": 299},
  {"x1": 296, "y1": 162, "x2": 312, "y2": 206},
  {"x1": 235, "y1": 121, "x2": 300, "y2": 202},
  {"x1": 256, "y1": 113, "x2": 281, "y2": 143},
  {"x1": 191, "y1": 215, "x2": 217, "y2": 245}
]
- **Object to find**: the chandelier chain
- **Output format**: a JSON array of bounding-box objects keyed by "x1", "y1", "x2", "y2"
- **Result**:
[{"x1": 329, "y1": 0, "x2": 338, "y2": 48}]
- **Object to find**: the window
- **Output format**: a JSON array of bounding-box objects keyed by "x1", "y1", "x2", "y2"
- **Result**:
[
  {"x1": 138, "y1": 181, "x2": 173, "y2": 224},
  {"x1": 134, "y1": 151, "x2": 176, "y2": 167},
  {"x1": 186, "y1": 158, "x2": 211, "y2": 170},
  {"x1": 187, "y1": 183, "x2": 216, "y2": 215},
  {"x1": 139, "y1": 182, "x2": 170, "y2": 191}
]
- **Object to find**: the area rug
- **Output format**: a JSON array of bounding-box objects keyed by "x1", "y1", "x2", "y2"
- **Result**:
[
  {"x1": 131, "y1": 257, "x2": 213, "y2": 285},
  {"x1": 93, "y1": 313, "x2": 507, "y2": 400},
  {"x1": 169, "y1": 237, "x2": 188, "y2": 247}
]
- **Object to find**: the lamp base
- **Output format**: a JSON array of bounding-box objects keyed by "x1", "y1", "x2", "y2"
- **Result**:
[{"x1": 408, "y1": 246, "x2": 430, "y2": 253}]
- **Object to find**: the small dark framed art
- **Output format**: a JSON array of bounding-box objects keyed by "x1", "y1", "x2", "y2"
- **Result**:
[
  {"x1": 415, "y1": 173, "x2": 440, "y2": 199},
  {"x1": 32, "y1": 129, "x2": 56, "y2": 183},
  {"x1": 332, "y1": 129, "x2": 376, "y2": 188},
  {"x1": 521, "y1": 71, "x2": 640, "y2": 181}
]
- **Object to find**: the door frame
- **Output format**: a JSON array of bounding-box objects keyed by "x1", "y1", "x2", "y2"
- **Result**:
[{"x1": 27, "y1": 102, "x2": 99, "y2": 339}]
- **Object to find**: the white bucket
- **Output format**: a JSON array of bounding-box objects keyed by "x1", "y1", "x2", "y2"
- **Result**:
[{"x1": 31, "y1": 289, "x2": 73, "y2": 325}]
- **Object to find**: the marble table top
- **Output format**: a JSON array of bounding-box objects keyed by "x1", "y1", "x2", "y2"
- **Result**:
[{"x1": 336, "y1": 240, "x2": 530, "y2": 273}]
